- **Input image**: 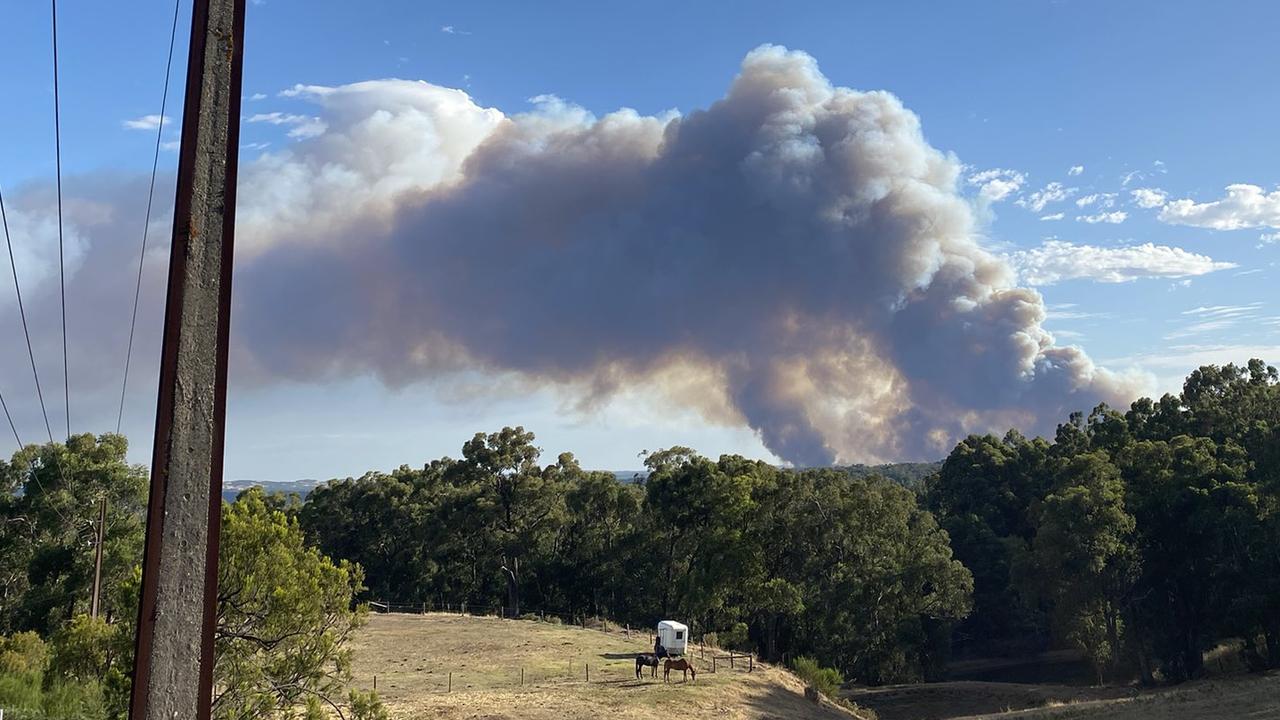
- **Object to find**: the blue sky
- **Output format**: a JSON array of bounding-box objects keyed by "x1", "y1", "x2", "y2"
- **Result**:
[{"x1": 1, "y1": 1, "x2": 1278, "y2": 479}]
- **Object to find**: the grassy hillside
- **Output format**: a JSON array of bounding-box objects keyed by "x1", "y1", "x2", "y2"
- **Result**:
[{"x1": 348, "y1": 612, "x2": 867, "y2": 719}]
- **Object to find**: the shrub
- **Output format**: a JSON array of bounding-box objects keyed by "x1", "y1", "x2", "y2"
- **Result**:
[
  {"x1": 721, "y1": 622, "x2": 753, "y2": 652},
  {"x1": 791, "y1": 655, "x2": 845, "y2": 698},
  {"x1": 0, "y1": 632, "x2": 48, "y2": 677}
]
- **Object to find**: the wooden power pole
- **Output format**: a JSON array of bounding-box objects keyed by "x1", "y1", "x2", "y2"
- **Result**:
[
  {"x1": 90, "y1": 496, "x2": 106, "y2": 619},
  {"x1": 129, "y1": 0, "x2": 245, "y2": 717}
]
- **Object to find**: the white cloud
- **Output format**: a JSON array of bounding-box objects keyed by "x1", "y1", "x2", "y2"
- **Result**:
[
  {"x1": 1076, "y1": 192, "x2": 1117, "y2": 208},
  {"x1": 1164, "y1": 303, "x2": 1265, "y2": 339},
  {"x1": 249, "y1": 93, "x2": 268, "y2": 101},
  {"x1": 1077, "y1": 211, "x2": 1127, "y2": 224},
  {"x1": 1259, "y1": 232, "x2": 1280, "y2": 246},
  {"x1": 1130, "y1": 187, "x2": 1167, "y2": 209},
  {"x1": 1011, "y1": 240, "x2": 1236, "y2": 285},
  {"x1": 1040, "y1": 212, "x2": 1064, "y2": 221},
  {"x1": 441, "y1": 25, "x2": 471, "y2": 35},
  {"x1": 1105, "y1": 343, "x2": 1280, "y2": 394},
  {"x1": 1067, "y1": 165, "x2": 1084, "y2": 176},
  {"x1": 160, "y1": 140, "x2": 180, "y2": 152},
  {"x1": 1017, "y1": 182, "x2": 1076, "y2": 212},
  {"x1": 247, "y1": 111, "x2": 328, "y2": 139},
  {"x1": 122, "y1": 114, "x2": 171, "y2": 131},
  {"x1": 1159, "y1": 184, "x2": 1280, "y2": 230},
  {"x1": 966, "y1": 168, "x2": 1026, "y2": 203}
]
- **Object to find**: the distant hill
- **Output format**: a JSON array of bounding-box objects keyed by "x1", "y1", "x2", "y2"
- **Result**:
[
  {"x1": 221, "y1": 479, "x2": 325, "y2": 503},
  {"x1": 840, "y1": 461, "x2": 941, "y2": 490}
]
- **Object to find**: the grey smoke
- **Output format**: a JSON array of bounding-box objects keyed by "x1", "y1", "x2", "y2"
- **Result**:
[
  {"x1": 231, "y1": 45, "x2": 1142, "y2": 464},
  {"x1": 2, "y1": 45, "x2": 1146, "y2": 465}
]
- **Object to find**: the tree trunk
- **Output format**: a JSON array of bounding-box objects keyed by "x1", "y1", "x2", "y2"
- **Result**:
[{"x1": 501, "y1": 557, "x2": 520, "y2": 617}]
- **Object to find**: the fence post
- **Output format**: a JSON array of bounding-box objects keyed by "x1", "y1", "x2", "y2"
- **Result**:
[
  {"x1": 448, "y1": 672, "x2": 452, "y2": 693},
  {"x1": 712, "y1": 656, "x2": 716, "y2": 673},
  {"x1": 373, "y1": 675, "x2": 377, "y2": 691},
  {"x1": 521, "y1": 668, "x2": 524, "y2": 686},
  {"x1": 586, "y1": 663, "x2": 590, "y2": 682},
  {"x1": 730, "y1": 652, "x2": 735, "y2": 668},
  {"x1": 749, "y1": 654, "x2": 754, "y2": 672}
]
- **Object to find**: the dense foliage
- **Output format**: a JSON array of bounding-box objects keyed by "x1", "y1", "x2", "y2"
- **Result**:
[
  {"x1": 302, "y1": 431, "x2": 974, "y2": 683},
  {"x1": 0, "y1": 438, "x2": 379, "y2": 719},
  {"x1": 928, "y1": 360, "x2": 1280, "y2": 682},
  {"x1": 2, "y1": 358, "x2": 1277, "y2": 705}
]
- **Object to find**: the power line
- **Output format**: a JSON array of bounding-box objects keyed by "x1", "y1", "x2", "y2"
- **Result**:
[
  {"x1": 0, "y1": 388, "x2": 20, "y2": 449},
  {"x1": 51, "y1": 0, "x2": 70, "y2": 441},
  {"x1": 118, "y1": 0, "x2": 183, "y2": 435},
  {"x1": 0, "y1": 184, "x2": 56, "y2": 443}
]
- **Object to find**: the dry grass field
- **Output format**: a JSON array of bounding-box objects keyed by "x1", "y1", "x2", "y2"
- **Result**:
[
  {"x1": 349, "y1": 613, "x2": 1279, "y2": 720},
  {"x1": 348, "y1": 612, "x2": 867, "y2": 720}
]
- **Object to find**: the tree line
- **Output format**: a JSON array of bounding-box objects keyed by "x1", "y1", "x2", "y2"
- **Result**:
[
  {"x1": 1, "y1": 359, "x2": 1277, "y2": 718},
  {"x1": 300, "y1": 359, "x2": 1280, "y2": 685},
  {"x1": 928, "y1": 359, "x2": 1280, "y2": 683}
]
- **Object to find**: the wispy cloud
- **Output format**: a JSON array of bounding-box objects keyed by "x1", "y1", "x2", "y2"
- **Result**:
[
  {"x1": 1076, "y1": 192, "x2": 1117, "y2": 208},
  {"x1": 249, "y1": 92, "x2": 268, "y2": 101},
  {"x1": 966, "y1": 168, "x2": 1025, "y2": 203},
  {"x1": 1165, "y1": 303, "x2": 1266, "y2": 340},
  {"x1": 1077, "y1": 211, "x2": 1127, "y2": 224},
  {"x1": 1159, "y1": 184, "x2": 1280, "y2": 230},
  {"x1": 441, "y1": 25, "x2": 472, "y2": 35},
  {"x1": 1040, "y1": 212, "x2": 1064, "y2": 221},
  {"x1": 1011, "y1": 240, "x2": 1235, "y2": 285},
  {"x1": 1017, "y1": 182, "x2": 1077, "y2": 212},
  {"x1": 247, "y1": 112, "x2": 327, "y2": 139},
  {"x1": 1130, "y1": 187, "x2": 1167, "y2": 209},
  {"x1": 1067, "y1": 165, "x2": 1084, "y2": 176},
  {"x1": 122, "y1": 114, "x2": 171, "y2": 131}
]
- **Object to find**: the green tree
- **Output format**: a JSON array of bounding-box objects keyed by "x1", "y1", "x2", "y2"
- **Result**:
[
  {"x1": 214, "y1": 488, "x2": 372, "y2": 720},
  {"x1": 0, "y1": 434, "x2": 147, "y2": 636},
  {"x1": 1025, "y1": 452, "x2": 1137, "y2": 683}
]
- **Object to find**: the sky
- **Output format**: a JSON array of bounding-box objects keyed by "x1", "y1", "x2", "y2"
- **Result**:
[{"x1": 1, "y1": 0, "x2": 1278, "y2": 479}]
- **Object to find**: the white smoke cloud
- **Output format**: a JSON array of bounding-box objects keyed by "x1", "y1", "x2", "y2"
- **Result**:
[
  {"x1": 4, "y1": 46, "x2": 1153, "y2": 465},
  {"x1": 223, "y1": 45, "x2": 1147, "y2": 464}
]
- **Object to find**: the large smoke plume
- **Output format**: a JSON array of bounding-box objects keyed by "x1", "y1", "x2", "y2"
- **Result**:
[{"x1": 2, "y1": 46, "x2": 1144, "y2": 465}]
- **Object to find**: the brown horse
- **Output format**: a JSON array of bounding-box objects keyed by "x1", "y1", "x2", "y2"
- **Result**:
[{"x1": 663, "y1": 658, "x2": 696, "y2": 682}]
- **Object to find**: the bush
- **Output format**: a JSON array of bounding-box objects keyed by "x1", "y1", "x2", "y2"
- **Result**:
[
  {"x1": 791, "y1": 655, "x2": 845, "y2": 698},
  {"x1": 702, "y1": 632, "x2": 719, "y2": 648},
  {"x1": 721, "y1": 622, "x2": 753, "y2": 652},
  {"x1": 0, "y1": 632, "x2": 48, "y2": 677}
]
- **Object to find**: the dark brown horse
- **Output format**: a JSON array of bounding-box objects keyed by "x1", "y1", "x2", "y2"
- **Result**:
[
  {"x1": 635, "y1": 653, "x2": 659, "y2": 678},
  {"x1": 663, "y1": 657, "x2": 696, "y2": 682}
]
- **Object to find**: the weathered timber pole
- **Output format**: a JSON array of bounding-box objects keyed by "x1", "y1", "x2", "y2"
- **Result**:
[
  {"x1": 129, "y1": 0, "x2": 245, "y2": 717},
  {"x1": 90, "y1": 496, "x2": 106, "y2": 619}
]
